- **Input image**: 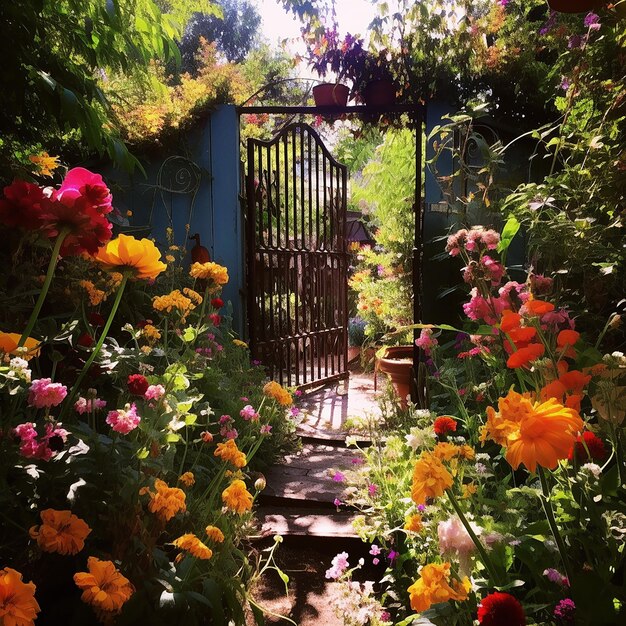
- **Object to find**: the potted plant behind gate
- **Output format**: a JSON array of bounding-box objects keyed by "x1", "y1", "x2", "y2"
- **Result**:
[
  {"x1": 376, "y1": 344, "x2": 414, "y2": 409},
  {"x1": 353, "y1": 50, "x2": 398, "y2": 107},
  {"x1": 309, "y1": 31, "x2": 367, "y2": 107},
  {"x1": 348, "y1": 317, "x2": 367, "y2": 363}
]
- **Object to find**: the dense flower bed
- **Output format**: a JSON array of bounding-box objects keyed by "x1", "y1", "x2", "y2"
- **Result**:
[
  {"x1": 327, "y1": 224, "x2": 625, "y2": 625},
  {"x1": 0, "y1": 168, "x2": 297, "y2": 624}
]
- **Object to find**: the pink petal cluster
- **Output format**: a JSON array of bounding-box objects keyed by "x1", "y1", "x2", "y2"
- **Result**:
[
  {"x1": 240, "y1": 404, "x2": 259, "y2": 421},
  {"x1": 438, "y1": 516, "x2": 479, "y2": 556},
  {"x1": 28, "y1": 378, "x2": 68, "y2": 409},
  {"x1": 106, "y1": 403, "x2": 140, "y2": 434},
  {"x1": 446, "y1": 227, "x2": 500, "y2": 256},
  {"x1": 14, "y1": 422, "x2": 69, "y2": 461},
  {"x1": 325, "y1": 551, "x2": 350, "y2": 580},
  {"x1": 74, "y1": 396, "x2": 107, "y2": 415},
  {"x1": 462, "y1": 288, "x2": 506, "y2": 324},
  {"x1": 144, "y1": 384, "x2": 165, "y2": 400},
  {"x1": 415, "y1": 328, "x2": 438, "y2": 355}
]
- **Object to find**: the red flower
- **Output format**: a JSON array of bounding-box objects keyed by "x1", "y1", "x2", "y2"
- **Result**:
[
  {"x1": 127, "y1": 374, "x2": 149, "y2": 396},
  {"x1": 209, "y1": 313, "x2": 221, "y2": 327},
  {"x1": 478, "y1": 592, "x2": 525, "y2": 626},
  {"x1": 211, "y1": 298, "x2": 224, "y2": 309},
  {"x1": 568, "y1": 431, "x2": 607, "y2": 463},
  {"x1": 88, "y1": 313, "x2": 106, "y2": 327},
  {"x1": 0, "y1": 180, "x2": 47, "y2": 230},
  {"x1": 434, "y1": 416, "x2": 457, "y2": 436},
  {"x1": 506, "y1": 343, "x2": 545, "y2": 369},
  {"x1": 77, "y1": 333, "x2": 94, "y2": 348},
  {"x1": 58, "y1": 168, "x2": 112, "y2": 215}
]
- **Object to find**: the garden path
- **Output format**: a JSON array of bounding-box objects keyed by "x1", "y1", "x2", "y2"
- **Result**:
[{"x1": 248, "y1": 369, "x2": 383, "y2": 625}]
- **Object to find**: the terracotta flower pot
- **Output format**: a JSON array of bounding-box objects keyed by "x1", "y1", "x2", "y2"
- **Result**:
[
  {"x1": 312, "y1": 83, "x2": 350, "y2": 107},
  {"x1": 348, "y1": 346, "x2": 361, "y2": 363},
  {"x1": 362, "y1": 79, "x2": 397, "y2": 107},
  {"x1": 547, "y1": 0, "x2": 604, "y2": 13},
  {"x1": 377, "y1": 345, "x2": 414, "y2": 409}
]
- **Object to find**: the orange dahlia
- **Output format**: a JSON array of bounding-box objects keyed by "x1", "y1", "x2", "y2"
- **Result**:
[
  {"x1": 144, "y1": 478, "x2": 186, "y2": 522},
  {"x1": 92, "y1": 234, "x2": 166, "y2": 280},
  {"x1": 411, "y1": 451, "x2": 454, "y2": 505},
  {"x1": 29, "y1": 508, "x2": 91, "y2": 555},
  {"x1": 407, "y1": 562, "x2": 470, "y2": 612},
  {"x1": 263, "y1": 381, "x2": 293, "y2": 407},
  {"x1": 0, "y1": 567, "x2": 40, "y2": 626},
  {"x1": 74, "y1": 557, "x2": 134, "y2": 616},
  {"x1": 205, "y1": 525, "x2": 225, "y2": 543},
  {"x1": 172, "y1": 533, "x2": 213, "y2": 560}
]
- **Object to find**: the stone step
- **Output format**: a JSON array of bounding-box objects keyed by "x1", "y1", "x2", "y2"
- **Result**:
[
  {"x1": 262, "y1": 443, "x2": 358, "y2": 505},
  {"x1": 256, "y1": 506, "x2": 359, "y2": 539}
]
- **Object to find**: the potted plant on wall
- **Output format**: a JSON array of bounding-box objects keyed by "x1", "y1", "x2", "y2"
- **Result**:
[
  {"x1": 309, "y1": 31, "x2": 366, "y2": 107},
  {"x1": 353, "y1": 50, "x2": 398, "y2": 107}
]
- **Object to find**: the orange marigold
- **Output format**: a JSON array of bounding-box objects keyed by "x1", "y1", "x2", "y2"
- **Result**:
[
  {"x1": 144, "y1": 478, "x2": 186, "y2": 522},
  {"x1": 222, "y1": 479, "x2": 253, "y2": 514},
  {"x1": 29, "y1": 509, "x2": 91, "y2": 555},
  {"x1": 189, "y1": 261, "x2": 229, "y2": 286},
  {"x1": 173, "y1": 533, "x2": 213, "y2": 560},
  {"x1": 214, "y1": 439, "x2": 247, "y2": 468},
  {"x1": 263, "y1": 381, "x2": 293, "y2": 406},
  {"x1": 0, "y1": 567, "x2": 40, "y2": 626},
  {"x1": 407, "y1": 562, "x2": 470, "y2": 612},
  {"x1": 482, "y1": 390, "x2": 583, "y2": 473},
  {"x1": 205, "y1": 525, "x2": 225, "y2": 543},
  {"x1": 178, "y1": 472, "x2": 195, "y2": 487},
  {"x1": 74, "y1": 557, "x2": 134, "y2": 617},
  {"x1": 411, "y1": 451, "x2": 454, "y2": 506},
  {"x1": 404, "y1": 514, "x2": 423, "y2": 533}
]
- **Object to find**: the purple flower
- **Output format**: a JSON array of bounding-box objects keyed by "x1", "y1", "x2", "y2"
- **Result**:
[
  {"x1": 417, "y1": 504, "x2": 426, "y2": 512},
  {"x1": 539, "y1": 11, "x2": 558, "y2": 36},
  {"x1": 290, "y1": 407, "x2": 300, "y2": 417},
  {"x1": 387, "y1": 550, "x2": 398, "y2": 562},
  {"x1": 584, "y1": 12, "x2": 601, "y2": 31},
  {"x1": 568, "y1": 34, "x2": 584, "y2": 49},
  {"x1": 351, "y1": 457, "x2": 364, "y2": 465},
  {"x1": 560, "y1": 77, "x2": 571, "y2": 91},
  {"x1": 332, "y1": 471, "x2": 346, "y2": 483},
  {"x1": 368, "y1": 483, "x2": 378, "y2": 496},
  {"x1": 499, "y1": 0, "x2": 510, "y2": 5},
  {"x1": 333, "y1": 498, "x2": 342, "y2": 507},
  {"x1": 372, "y1": 557, "x2": 379, "y2": 565}
]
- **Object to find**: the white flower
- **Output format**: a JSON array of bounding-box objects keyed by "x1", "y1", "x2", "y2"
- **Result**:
[
  {"x1": 345, "y1": 435, "x2": 357, "y2": 447},
  {"x1": 581, "y1": 462, "x2": 602, "y2": 479}
]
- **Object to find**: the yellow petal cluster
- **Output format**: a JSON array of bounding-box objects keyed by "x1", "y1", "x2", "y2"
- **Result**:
[
  {"x1": 74, "y1": 557, "x2": 134, "y2": 617},
  {"x1": 93, "y1": 234, "x2": 166, "y2": 280},
  {"x1": 205, "y1": 525, "x2": 225, "y2": 543},
  {"x1": 152, "y1": 289, "x2": 195, "y2": 315},
  {"x1": 189, "y1": 261, "x2": 229, "y2": 286},
  {"x1": 214, "y1": 439, "x2": 247, "y2": 468},
  {"x1": 407, "y1": 562, "x2": 470, "y2": 612},
  {"x1": 263, "y1": 381, "x2": 293, "y2": 407},
  {"x1": 222, "y1": 479, "x2": 253, "y2": 514},
  {"x1": 411, "y1": 451, "x2": 453, "y2": 506},
  {"x1": 481, "y1": 389, "x2": 583, "y2": 472},
  {"x1": 178, "y1": 472, "x2": 195, "y2": 487},
  {"x1": 143, "y1": 478, "x2": 186, "y2": 522},
  {"x1": 29, "y1": 509, "x2": 91, "y2": 555},
  {"x1": 404, "y1": 514, "x2": 423, "y2": 533},
  {"x1": 173, "y1": 533, "x2": 213, "y2": 560}
]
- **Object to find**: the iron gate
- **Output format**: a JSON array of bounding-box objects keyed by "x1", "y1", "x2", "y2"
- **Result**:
[{"x1": 245, "y1": 122, "x2": 349, "y2": 390}]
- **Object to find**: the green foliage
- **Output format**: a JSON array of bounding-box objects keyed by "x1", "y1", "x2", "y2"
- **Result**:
[{"x1": 0, "y1": 0, "x2": 183, "y2": 180}]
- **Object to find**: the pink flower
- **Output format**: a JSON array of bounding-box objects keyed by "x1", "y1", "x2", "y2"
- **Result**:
[
  {"x1": 372, "y1": 558, "x2": 380, "y2": 565},
  {"x1": 14, "y1": 422, "x2": 69, "y2": 460},
  {"x1": 369, "y1": 544, "x2": 381, "y2": 556},
  {"x1": 462, "y1": 289, "x2": 505, "y2": 324},
  {"x1": 106, "y1": 403, "x2": 140, "y2": 434},
  {"x1": 498, "y1": 281, "x2": 529, "y2": 308},
  {"x1": 144, "y1": 384, "x2": 165, "y2": 401},
  {"x1": 240, "y1": 404, "x2": 259, "y2": 421},
  {"x1": 28, "y1": 378, "x2": 68, "y2": 408},
  {"x1": 219, "y1": 414, "x2": 232, "y2": 425},
  {"x1": 260, "y1": 424, "x2": 272, "y2": 434},
  {"x1": 325, "y1": 552, "x2": 350, "y2": 579},
  {"x1": 446, "y1": 229, "x2": 467, "y2": 256},
  {"x1": 74, "y1": 396, "x2": 107, "y2": 414},
  {"x1": 290, "y1": 407, "x2": 300, "y2": 417},
  {"x1": 222, "y1": 428, "x2": 238, "y2": 440},
  {"x1": 482, "y1": 256, "x2": 505, "y2": 286},
  {"x1": 333, "y1": 498, "x2": 342, "y2": 507},
  {"x1": 438, "y1": 516, "x2": 479, "y2": 556},
  {"x1": 416, "y1": 328, "x2": 438, "y2": 355},
  {"x1": 368, "y1": 483, "x2": 378, "y2": 496},
  {"x1": 332, "y1": 471, "x2": 346, "y2": 482}
]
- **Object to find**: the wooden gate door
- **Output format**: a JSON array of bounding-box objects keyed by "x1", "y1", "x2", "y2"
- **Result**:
[{"x1": 245, "y1": 123, "x2": 349, "y2": 390}]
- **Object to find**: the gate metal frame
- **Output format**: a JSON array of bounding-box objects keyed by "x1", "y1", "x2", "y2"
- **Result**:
[{"x1": 238, "y1": 104, "x2": 424, "y2": 394}]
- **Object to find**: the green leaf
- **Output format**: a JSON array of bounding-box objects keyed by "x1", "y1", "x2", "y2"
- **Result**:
[{"x1": 497, "y1": 215, "x2": 521, "y2": 253}]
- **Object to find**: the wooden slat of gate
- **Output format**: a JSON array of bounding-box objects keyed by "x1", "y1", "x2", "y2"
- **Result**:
[{"x1": 246, "y1": 123, "x2": 349, "y2": 390}]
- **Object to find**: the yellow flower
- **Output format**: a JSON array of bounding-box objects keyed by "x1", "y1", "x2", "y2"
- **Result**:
[
  {"x1": 411, "y1": 451, "x2": 453, "y2": 506},
  {"x1": 222, "y1": 479, "x2": 253, "y2": 514},
  {"x1": 182, "y1": 287, "x2": 203, "y2": 305},
  {"x1": 172, "y1": 533, "x2": 213, "y2": 560},
  {"x1": 0, "y1": 332, "x2": 40, "y2": 361},
  {"x1": 152, "y1": 290, "x2": 195, "y2": 315},
  {"x1": 407, "y1": 562, "x2": 470, "y2": 612},
  {"x1": 263, "y1": 381, "x2": 293, "y2": 407},
  {"x1": 140, "y1": 324, "x2": 161, "y2": 344},
  {"x1": 482, "y1": 389, "x2": 583, "y2": 473},
  {"x1": 74, "y1": 557, "x2": 134, "y2": 617},
  {"x1": 189, "y1": 261, "x2": 229, "y2": 286},
  {"x1": 404, "y1": 514, "x2": 423, "y2": 533},
  {"x1": 165, "y1": 254, "x2": 176, "y2": 263},
  {"x1": 233, "y1": 339, "x2": 248, "y2": 348},
  {"x1": 214, "y1": 439, "x2": 247, "y2": 468},
  {"x1": 29, "y1": 509, "x2": 91, "y2": 555},
  {"x1": 79, "y1": 280, "x2": 107, "y2": 306},
  {"x1": 29, "y1": 152, "x2": 60, "y2": 177},
  {"x1": 93, "y1": 234, "x2": 166, "y2": 280},
  {"x1": 461, "y1": 483, "x2": 477, "y2": 499},
  {"x1": 0, "y1": 567, "x2": 40, "y2": 626},
  {"x1": 205, "y1": 525, "x2": 225, "y2": 543},
  {"x1": 432, "y1": 442, "x2": 475, "y2": 462},
  {"x1": 144, "y1": 479, "x2": 186, "y2": 522},
  {"x1": 178, "y1": 472, "x2": 195, "y2": 487}
]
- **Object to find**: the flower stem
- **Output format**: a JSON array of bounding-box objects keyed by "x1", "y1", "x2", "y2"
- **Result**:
[
  {"x1": 538, "y1": 466, "x2": 573, "y2": 584},
  {"x1": 60, "y1": 272, "x2": 130, "y2": 420},
  {"x1": 447, "y1": 489, "x2": 504, "y2": 586},
  {"x1": 19, "y1": 228, "x2": 70, "y2": 346}
]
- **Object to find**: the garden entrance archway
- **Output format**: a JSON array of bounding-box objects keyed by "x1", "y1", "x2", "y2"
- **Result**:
[{"x1": 245, "y1": 122, "x2": 349, "y2": 390}]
